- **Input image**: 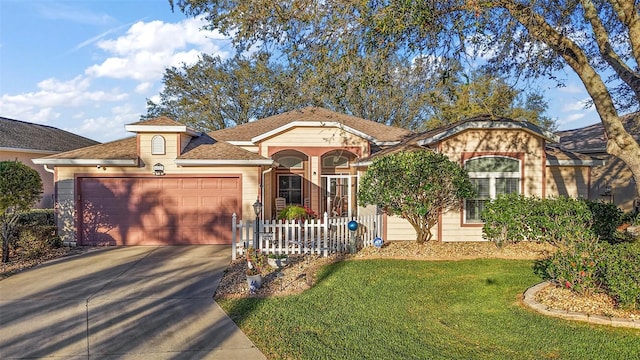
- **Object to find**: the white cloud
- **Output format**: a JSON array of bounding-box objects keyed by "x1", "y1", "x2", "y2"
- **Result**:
[
  {"x1": 558, "y1": 84, "x2": 585, "y2": 94},
  {"x1": 36, "y1": 3, "x2": 114, "y2": 25},
  {"x1": 0, "y1": 75, "x2": 128, "y2": 124},
  {"x1": 85, "y1": 16, "x2": 232, "y2": 82},
  {"x1": 561, "y1": 98, "x2": 591, "y2": 112}
]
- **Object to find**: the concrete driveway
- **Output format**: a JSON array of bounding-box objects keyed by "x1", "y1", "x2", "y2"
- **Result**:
[{"x1": 0, "y1": 246, "x2": 266, "y2": 359}]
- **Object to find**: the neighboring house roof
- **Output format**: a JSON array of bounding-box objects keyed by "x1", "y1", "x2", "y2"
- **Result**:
[
  {"x1": 545, "y1": 146, "x2": 606, "y2": 166},
  {"x1": 208, "y1": 107, "x2": 413, "y2": 145},
  {"x1": 555, "y1": 112, "x2": 639, "y2": 153},
  {"x1": 0, "y1": 116, "x2": 99, "y2": 153}
]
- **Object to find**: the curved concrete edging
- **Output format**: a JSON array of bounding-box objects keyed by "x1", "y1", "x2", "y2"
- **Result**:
[{"x1": 523, "y1": 281, "x2": 640, "y2": 329}]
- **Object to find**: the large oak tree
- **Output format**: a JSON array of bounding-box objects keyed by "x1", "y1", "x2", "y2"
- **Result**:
[{"x1": 170, "y1": 0, "x2": 640, "y2": 196}]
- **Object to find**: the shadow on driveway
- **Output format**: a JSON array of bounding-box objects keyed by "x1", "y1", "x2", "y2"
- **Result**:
[{"x1": 0, "y1": 246, "x2": 266, "y2": 359}]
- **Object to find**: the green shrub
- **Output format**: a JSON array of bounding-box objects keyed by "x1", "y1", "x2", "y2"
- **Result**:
[
  {"x1": 16, "y1": 209, "x2": 55, "y2": 226},
  {"x1": 12, "y1": 209, "x2": 59, "y2": 258},
  {"x1": 600, "y1": 241, "x2": 640, "y2": 309},
  {"x1": 544, "y1": 235, "x2": 603, "y2": 295},
  {"x1": 482, "y1": 195, "x2": 593, "y2": 246},
  {"x1": 585, "y1": 200, "x2": 623, "y2": 242},
  {"x1": 16, "y1": 229, "x2": 48, "y2": 260}
]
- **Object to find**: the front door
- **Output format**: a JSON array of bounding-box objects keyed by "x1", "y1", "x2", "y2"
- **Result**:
[{"x1": 322, "y1": 175, "x2": 354, "y2": 218}]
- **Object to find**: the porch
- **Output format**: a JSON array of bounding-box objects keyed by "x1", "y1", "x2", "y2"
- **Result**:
[{"x1": 231, "y1": 212, "x2": 383, "y2": 260}]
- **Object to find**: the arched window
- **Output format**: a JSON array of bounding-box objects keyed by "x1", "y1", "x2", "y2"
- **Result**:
[
  {"x1": 277, "y1": 156, "x2": 303, "y2": 169},
  {"x1": 151, "y1": 135, "x2": 165, "y2": 155},
  {"x1": 322, "y1": 155, "x2": 349, "y2": 168},
  {"x1": 464, "y1": 156, "x2": 520, "y2": 223}
]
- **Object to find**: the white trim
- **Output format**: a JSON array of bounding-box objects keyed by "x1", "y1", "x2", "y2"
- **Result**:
[
  {"x1": 0, "y1": 147, "x2": 58, "y2": 155},
  {"x1": 250, "y1": 121, "x2": 393, "y2": 146},
  {"x1": 124, "y1": 124, "x2": 201, "y2": 136},
  {"x1": 227, "y1": 141, "x2": 255, "y2": 146},
  {"x1": 174, "y1": 159, "x2": 274, "y2": 166},
  {"x1": 546, "y1": 159, "x2": 606, "y2": 166},
  {"x1": 151, "y1": 135, "x2": 166, "y2": 155},
  {"x1": 417, "y1": 121, "x2": 559, "y2": 146},
  {"x1": 31, "y1": 158, "x2": 137, "y2": 166}
]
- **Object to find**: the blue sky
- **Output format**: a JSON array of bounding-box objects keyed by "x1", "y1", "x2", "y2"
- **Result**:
[{"x1": 1, "y1": 0, "x2": 601, "y2": 143}]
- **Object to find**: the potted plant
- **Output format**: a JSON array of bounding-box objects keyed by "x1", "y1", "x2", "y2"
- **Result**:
[
  {"x1": 245, "y1": 246, "x2": 265, "y2": 290},
  {"x1": 267, "y1": 253, "x2": 289, "y2": 268},
  {"x1": 277, "y1": 205, "x2": 316, "y2": 223}
]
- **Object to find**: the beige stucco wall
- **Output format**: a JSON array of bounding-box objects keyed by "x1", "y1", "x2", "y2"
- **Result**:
[
  {"x1": 1, "y1": 150, "x2": 56, "y2": 208},
  {"x1": 589, "y1": 155, "x2": 638, "y2": 212},
  {"x1": 440, "y1": 129, "x2": 546, "y2": 241},
  {"x1": 546, "y1": 166, "x2": 590, "y2": 199},
  {"x1": 259, "y1": 127, "x2": 369, "y2": 157}
]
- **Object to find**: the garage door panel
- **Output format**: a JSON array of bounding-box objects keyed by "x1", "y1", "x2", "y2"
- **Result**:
[{"x1": 79, "y1": 176, "x2": 240, "y2": 245}]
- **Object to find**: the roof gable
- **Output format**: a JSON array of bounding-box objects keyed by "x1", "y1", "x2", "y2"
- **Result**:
[
  {"x1": 208, "y1": 107, "x2": 413, "y2": 145},
  {"x1": 0, "y1": 116, "x2": 99, "y2": 153},
  {"x1": 415, "y1": 115, "x2": 559, "y2": 146}
]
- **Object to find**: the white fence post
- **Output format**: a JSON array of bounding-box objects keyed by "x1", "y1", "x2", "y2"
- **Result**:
[{"x1": 231, "y1": 213, "x2": 237, "y2": 260}]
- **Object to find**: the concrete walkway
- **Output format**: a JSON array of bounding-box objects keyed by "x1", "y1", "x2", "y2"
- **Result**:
[{"x1": 0, "y1": 246, "x2": 267, "y2": 359}]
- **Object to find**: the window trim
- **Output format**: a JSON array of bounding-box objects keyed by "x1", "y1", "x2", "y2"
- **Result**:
[
  {"x1": 277, "y1": 174, "x2": 303, "y2": 205},
  {"x1": 151, "y1": 135, "x2": 166, "y2": 155},
  {"x1": 462, "y1": 155, "x2": 522, "y2": 225}
]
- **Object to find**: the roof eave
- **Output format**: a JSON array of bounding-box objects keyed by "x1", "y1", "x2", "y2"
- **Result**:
[
  {"x1": 546, "y1": 159, "x2": 606, "y2": 166},
  {"x1": 125, "y1": 124, "x2": 201, "y2": 136},
  {"x1": 0, "y1": 147, "x2": 58, "y2": 155},
  {"x1": 175, "y1": 159, "x2": 274, "y2": 166},
  {"x1": 31, "y1": 158, "x2": 138, "y2": 166}
]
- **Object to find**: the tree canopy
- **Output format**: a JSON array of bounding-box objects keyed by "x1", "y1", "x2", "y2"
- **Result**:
[
  {"x1": 358, "y1": 150, "x2": 474, "y2": 243},
  {"x1": 170, "y1": 0, "x2": 640, "y2": 196}
]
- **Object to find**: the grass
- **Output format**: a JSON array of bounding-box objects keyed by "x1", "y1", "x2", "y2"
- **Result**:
[{"x1": 217, "y1": 259, "x2": 640, "y2": 360}]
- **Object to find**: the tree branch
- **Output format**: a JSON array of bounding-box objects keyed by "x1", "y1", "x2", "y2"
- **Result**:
[
  {"x1": 581, "y1": 0, "x2": 640, "y2": 104},
  {"x1": 609, "y1": 0, "x2": 640, "y2": 62}
]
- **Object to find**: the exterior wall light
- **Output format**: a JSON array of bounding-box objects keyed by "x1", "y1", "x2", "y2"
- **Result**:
[{"x1": 153, "y1": 163, "x2": 165, "y2": 176}]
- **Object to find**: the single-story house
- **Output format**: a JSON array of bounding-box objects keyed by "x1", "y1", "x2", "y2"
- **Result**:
[
  {"x1": 0, "y1": 116, "x2": 99, "y2": 208},
  {"x1": 555, "y1": 112, "x2": 640, "y2": 212},
  {"x1": 32, "y1": 107, "x2": 632, "y2": 246}
]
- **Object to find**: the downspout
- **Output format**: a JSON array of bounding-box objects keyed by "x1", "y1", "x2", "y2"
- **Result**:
[{"x1": 43, "y1": 164, "x2": 55, "y2": 174}]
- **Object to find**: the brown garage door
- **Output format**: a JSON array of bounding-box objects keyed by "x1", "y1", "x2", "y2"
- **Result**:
[{"x1": 78, "y1": 176, "x2": 241, "y2": 245}]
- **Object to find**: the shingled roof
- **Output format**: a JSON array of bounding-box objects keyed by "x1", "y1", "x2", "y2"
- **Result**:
[
  {"x1": 555, "y1": 112, "x2": 639, "y2": 153},
  {"x1": 0, "y1": 116, "x2": 99, "y2": 152},
  {"x1": 208, "y1": 107, "x2": 413, "y2": 144},
  {"x1": 36, "y1": 126, "x2": 270, "y2": 165}
]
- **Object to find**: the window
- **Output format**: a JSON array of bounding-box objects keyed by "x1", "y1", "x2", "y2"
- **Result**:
[
  {"x1": 278, "y1": 175, "x2": 302, "y2": 204},
  {"x1": 464, "y1": 156, "x2": 520, "y2": 223},
  {"x1": 278, "y1": 156, "x2": 303, "y2": 169},
  {"x1": 322, "y1": 155, "x2": 349, "y2": 168},
  {"x1": 151, "y1": 135, "x2": 165, "y2": 155}
]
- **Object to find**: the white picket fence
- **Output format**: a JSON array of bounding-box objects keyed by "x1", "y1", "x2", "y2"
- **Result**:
[{"x1": 231, "y1": 212, "x2": 383, "y2": 260}]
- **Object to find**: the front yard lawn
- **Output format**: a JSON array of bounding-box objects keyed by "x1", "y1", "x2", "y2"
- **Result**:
[{"x1": 217, "y1": 258, "x2": 640, "y2": 360}]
